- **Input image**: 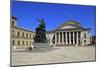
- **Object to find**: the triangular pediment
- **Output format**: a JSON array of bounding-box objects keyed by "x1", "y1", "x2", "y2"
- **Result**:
[
  {"x1": 57, "y1": 20, "x2": 82, "y2": 30},
  {"x1": 59, "y1": 25, "x2": 78, "y2": 30}
]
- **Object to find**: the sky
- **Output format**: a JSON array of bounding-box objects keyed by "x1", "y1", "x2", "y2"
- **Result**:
[{"x1": 12, "y1": 1, "x2": 96, "y2": 36}]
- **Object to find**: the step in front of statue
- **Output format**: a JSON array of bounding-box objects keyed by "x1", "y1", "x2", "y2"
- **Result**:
[{"x1": 33, "y1": 43, "x2": 50, "y2": 48}]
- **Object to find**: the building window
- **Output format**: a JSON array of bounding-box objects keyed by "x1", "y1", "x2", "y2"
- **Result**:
[
  {"x1": 26, "y1": 41, "x2": 28, "y2": 45},
  {"x1": 30, "y1": 34, "x2": 31, "y2": 38},
  {"x1": 26, "y1": 33, "x2": 28, "y2": 38},
  {"x1": 84, "y1": 40, "x2": 86, "y2": 43},
  {"x1": 18, "y1": 41, "x2": 20, "y2": 45},
  {"x1": 12, "y1": 21, "x2": 14, "y2": 26},
  {"x1": 12, "y1": 40, "x2": 15, "y2": 45},
  {"x1": 22, "y1": 32, "x2": 24, "y2": 37},
  {"x1": 17, "y1": 31, "x2": 20, "y2": 36},
  {"x1": 22, "y1": 41, "x2": 24, "y2": 45},
  {"x1": 30, "y1": 41, "x2": 31, "y2": 45},
  {"x1": 22, "y1": 32, "x2": 24, "y2": 36},
  {"x1": 84, "y1": 33, "x2": 86, "y2": 38}
]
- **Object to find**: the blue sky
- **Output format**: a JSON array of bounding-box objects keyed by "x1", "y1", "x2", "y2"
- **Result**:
[{"x1": 12, "y1": 1, "x2": 96, "y2": 36}]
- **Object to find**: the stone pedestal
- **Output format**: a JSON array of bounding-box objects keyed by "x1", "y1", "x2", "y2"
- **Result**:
[
  {"x1": 33, "y1": 43, "x2": 51, "y2": 48},
  {"x1": 31, "y1": 43, "x2": 53, "y2": 52}
]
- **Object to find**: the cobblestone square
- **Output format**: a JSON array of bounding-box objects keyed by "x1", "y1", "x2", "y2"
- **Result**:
[{"x1": 11, "y1": 46, "x2": 95, "y2": 66}]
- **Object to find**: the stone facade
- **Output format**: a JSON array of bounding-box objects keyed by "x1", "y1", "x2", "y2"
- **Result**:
[
  {"x1": 11, "y1": 16, "x2": 91, "y2": 47},
  {"x1": 46, "y1": 20, "x2": 90, "y2": 46},
  {"x1": 11, "y1": 16, "x2": 35, "y2": 48}
]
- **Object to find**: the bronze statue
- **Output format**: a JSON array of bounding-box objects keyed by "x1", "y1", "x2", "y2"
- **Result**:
[{"x1": 34, "y1": 19, "x2": 47, "y2": 43}]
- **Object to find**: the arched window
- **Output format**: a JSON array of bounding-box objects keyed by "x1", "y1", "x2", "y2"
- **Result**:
[
  {"x1": 30, "y1": 41, "x2": 31, "y2": 45},
  {"x1": 22, "y1": 32, "x2": 24, "y2": 37},
  {"x1": 26, "y1": 33, "x2": 28, "y2": 38},
  {"x1": 17, "y1": 31, "x2": 20, "y2": 36},
  {"x1": 22, "y1": 41, "x2": 24, "y2": 45},
  {"x1": 12, "y1": 40, "x2": 15, "y2": 45},
  {"x1": 30, "y1": 34, "x2": 31, "y2": 38},
  {"x1": 84, "y1": 33, "x2": 86, "y2": 38},
  {"x1": 12, "y1": 21, "x2": 15, "y2": 26},
  {"x1": 26, "y1": 41, "x2": 28, "y2": 45},
  {"x1": 18, "y1": 41, "x2": 20, "y2": 45}
]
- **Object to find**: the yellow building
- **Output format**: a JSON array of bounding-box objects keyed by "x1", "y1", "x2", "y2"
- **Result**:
[
  {"x1": 11, "y1": 16, "x2": 35, "y2": 48},
  {"x1": 11, "y1": 16, "x2": 91, "y2": 48}
]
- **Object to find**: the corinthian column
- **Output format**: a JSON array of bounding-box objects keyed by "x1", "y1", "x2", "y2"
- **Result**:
[
  {"x1": 69, "y1": 32, "x2": 71, "y2": 44},
  {"x1": 58, "y1": 32, "x2": 60, "y2": 44},
  {"x1": 62, "y1": 32, "x2": 64, "y2": 44},
  {"x1": 73, "y1": 32, "x2": 75, "y2": 44},
  {"x1": 76, "y1": 32, "x2": 79, "y2": 46},
  {"x1": 66, "y1": 32, "x2": 68, "y2": 45}
]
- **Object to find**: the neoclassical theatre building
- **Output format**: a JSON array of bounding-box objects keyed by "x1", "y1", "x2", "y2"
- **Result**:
[
  {"x1": 11, "y1": 16, "x2": 90, "y2": 48},
  {"x1": 46, "y1": 21, "x2": 90, "y2": 46}
]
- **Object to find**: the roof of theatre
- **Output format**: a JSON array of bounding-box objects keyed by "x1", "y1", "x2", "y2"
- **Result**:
[{"x1": 53, "y1": 20, "x2": 90, "y2": 32}]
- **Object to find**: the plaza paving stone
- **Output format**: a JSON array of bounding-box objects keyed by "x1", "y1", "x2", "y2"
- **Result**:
[{"x1": 11, "y1": 46, "x2": 96, "y2": 66}]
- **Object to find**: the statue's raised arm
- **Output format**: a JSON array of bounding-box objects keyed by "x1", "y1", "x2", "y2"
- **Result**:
[{"x1": 37, "y1": 19, "x2": 46, "y2": 28}]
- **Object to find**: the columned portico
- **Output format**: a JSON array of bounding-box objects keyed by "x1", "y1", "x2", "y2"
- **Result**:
[
  {"x1": 48, "y1": 20, "x2": 90, "y2": 46},
  {"x1": 54, "y1": 31, "x2": 82, "y2": 46}
]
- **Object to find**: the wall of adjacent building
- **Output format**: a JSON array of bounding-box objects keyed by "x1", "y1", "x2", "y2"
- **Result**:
[
  {"x1": 46, "y1": 32, "x2": 54, "y2": 45},
  {"x1": 11, "y1": 17, "x2": 35, "y2": 48},
  {"x1": 81, "y1": 31, "x2": 90, "y2": 46},
  {"x1": 11, "y1": 27, "x2": 35, "y2": 47},
  {"x1": 11, "y1": 17, "x2": 17, "y2": 27}
]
